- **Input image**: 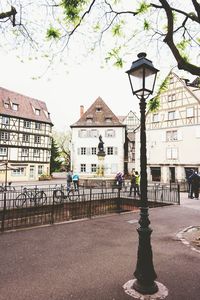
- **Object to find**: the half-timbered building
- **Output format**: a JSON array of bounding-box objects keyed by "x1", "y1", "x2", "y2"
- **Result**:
[
  {"x1": 0, "y1": 87, "x2": 53, "y2": 182},
  {"x1": 135, "y1": 72, "x2": 200, "y2": 183}
]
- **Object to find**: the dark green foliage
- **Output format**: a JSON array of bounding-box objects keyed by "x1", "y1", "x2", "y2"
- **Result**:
[{"x1": 50, "y1": 138, "x2": 62, "y2": 174}]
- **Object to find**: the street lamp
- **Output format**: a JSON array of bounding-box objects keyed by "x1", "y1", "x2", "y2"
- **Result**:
[{"x1": 126, "y1": 52, "x2": 159, "y2": 294}]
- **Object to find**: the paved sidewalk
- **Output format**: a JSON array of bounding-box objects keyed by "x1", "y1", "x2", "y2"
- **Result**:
[{"x1": 0, "y1": 193, "x2": 200, "y2": 300}]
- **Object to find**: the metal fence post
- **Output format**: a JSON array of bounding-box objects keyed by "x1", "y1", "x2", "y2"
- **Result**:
[
  {"x1": 1, "y1": 191, "x2": 7, "y2": 232},
  {"x1": 89, "y1": 187, "x2": 92, "y2": 219},
  {"x1": 51, "y1": 190, "x2": 55, "y2": 224},
  {"x1": 117, "y1": 188, "x2": 121, "y2": 213},
  {"x1": 177, "y1": 184, "x2": 180, "y2": 205}
]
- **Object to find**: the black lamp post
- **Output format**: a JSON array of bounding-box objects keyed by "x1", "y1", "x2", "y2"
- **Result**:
[{"x1": 126, "y1": 52, "x2": 159, "y2": 294}]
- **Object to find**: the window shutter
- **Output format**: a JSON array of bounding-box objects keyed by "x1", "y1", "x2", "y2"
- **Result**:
[
  {"x1": 177, "y1": 130, "x2": 182, "y2": 141},
  {"x1": 77, "y1": 148, "x2": 80, "y2": 155},
  {"x1": 86, "y1": 148, "x2": 90, "y2": 155},
  {"x1": 114, "y1": 147, "x2": 118, "y2": 155},
  {"x1": 166, "y1": 148, "x2": 171, "y2": 159}
]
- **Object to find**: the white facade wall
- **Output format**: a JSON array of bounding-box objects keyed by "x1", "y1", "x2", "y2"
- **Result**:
[{"x1": 71, "y1": 126, "x2": 125, "y2": 177}]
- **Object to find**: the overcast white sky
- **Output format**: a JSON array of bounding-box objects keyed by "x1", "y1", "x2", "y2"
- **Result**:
[{"x1": 0, "y1": 1, "x2": 198, "y2": 132}]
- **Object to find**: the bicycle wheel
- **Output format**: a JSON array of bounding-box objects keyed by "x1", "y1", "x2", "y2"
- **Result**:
[
  {"x1": 53, "y1": 189, "x2": 64, "y2": 203},
  {"x1": 68, "y1": 190, "x2": 79, "y2": 202},
  {"x1": 15, "y1": 193, "x2": 26, "y2": 208},
  {"x1": 35, "y1": 191, "x2": 47, "y2": 206}
]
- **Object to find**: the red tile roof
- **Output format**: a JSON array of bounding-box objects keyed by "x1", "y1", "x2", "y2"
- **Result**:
[
  {"x1": 0, "y1": 86, "x2": 53, "y2": 124},
  {"x1": 71, "y1": 96, "x2": 125, "y2": 127}
]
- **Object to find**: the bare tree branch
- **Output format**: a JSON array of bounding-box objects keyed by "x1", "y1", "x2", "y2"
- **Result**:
[
  {"x1": 159, "y1": 0, "x2": 200, "y2": 75},
  {"x1": 0, "y1": 6, "x2": 17, "y2": 26}
]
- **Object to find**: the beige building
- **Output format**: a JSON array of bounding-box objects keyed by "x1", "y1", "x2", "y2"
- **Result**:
[
  {"x1": 0, "y1": 87, "x2": 53, "y2": 182},
  {"x1": 135, "y1": 72, "x2": 200, "y2": 183}
]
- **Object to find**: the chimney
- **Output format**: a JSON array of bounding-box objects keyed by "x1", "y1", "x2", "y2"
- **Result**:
[{"x1": 80, "y1": 105, "x2": 84, "y2": 117}]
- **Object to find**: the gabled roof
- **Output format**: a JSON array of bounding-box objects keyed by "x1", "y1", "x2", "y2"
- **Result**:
[
  {"x1": 71, "y1": 96, "x2": 125, "y2": 127},
  {"x1": 0, "y1": 86, "x2": 53, "y2": 124}
]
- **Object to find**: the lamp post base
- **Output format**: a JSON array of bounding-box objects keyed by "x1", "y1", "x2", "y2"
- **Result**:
[
  {"x1": 123, "y1": 279, "x2": 168, "y2": 299},
  {"x1": 132, "y1": 279, "x2": 158, "y2": 295}
]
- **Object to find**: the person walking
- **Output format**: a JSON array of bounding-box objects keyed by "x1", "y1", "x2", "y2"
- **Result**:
[
  {"x1": 187, "y1": 169, "x2": 194, "y2": 199},
  {"x1": 72, "y1": 172, "x2": 79, "y2": 191},
  {"x1": 189, "y1": 171, "x2": 200, "y2": 200},
  {"x1": 66, "y1": 170, "x2": 73, "y2": 192},
  {"x1": 135, "y1": 171, "x2": 140, "y2": 197},
  {"x1": 115, "y1": 172, "x2": 123, "y2": 190},
  {"x1": 129, "y1": 171, "x2": 136, "y2": 196}
]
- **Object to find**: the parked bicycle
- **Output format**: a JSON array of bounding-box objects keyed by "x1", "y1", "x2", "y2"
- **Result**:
[
  {"x1": 53, "y1": 185, "x2": 80, "y2": 203},
  {"x1": 0, "y1": 182, "x2": 16, "y2": 192},
  {"x1": 15, "y1": 187, "x2": 47, "y2": 208}
]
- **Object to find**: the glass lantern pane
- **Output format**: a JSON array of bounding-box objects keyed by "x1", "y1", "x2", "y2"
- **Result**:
[
  {"x1": 129, "y1": 68, "x2": 144, "y2": 93},
  {"x1": 144, "y1": 67, "x2": 156, "y2": 95}
]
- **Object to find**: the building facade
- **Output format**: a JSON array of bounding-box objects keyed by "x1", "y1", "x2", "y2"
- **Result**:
[
  {"x1": 118, "y1": 111, "x2": 140, "y2": 174},
  {"x1": 135, "y1": 72, "x2": 200, "y2": 183},
  {"x1": 70, "y1": 97, "x2": 125, "y2": 177},
  {"x1": 0, "y1": 87, "x2": 53, "y2": 182}
]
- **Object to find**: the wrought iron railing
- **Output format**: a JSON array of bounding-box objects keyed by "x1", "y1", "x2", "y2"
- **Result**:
[{"x1": 0, "y1": 184, "x2": 179, "y2": 232}]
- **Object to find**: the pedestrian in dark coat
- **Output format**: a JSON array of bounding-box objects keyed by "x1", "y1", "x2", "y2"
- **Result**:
[{"x1": 189, "y1": 171, "x2": 200, "y2": 200}]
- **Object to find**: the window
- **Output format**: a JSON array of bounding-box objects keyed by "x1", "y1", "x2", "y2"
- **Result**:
[
  {"x1": 2, "y1": 117, "x2": 9, "y2": 125},
  {"x1": 91, "y1": 164, "x2": 97, "y2": 173},
  {"x1": 81, "y1": 147, "x2": 86, "y2": 155},
  {"x1": 12, "y1": 103, "x2": 19, "y2": 111},
  {"x1": 153, "y1": 114, "x2": 159, "y2": 123},
  {"x1": 166, "y1": 130, "x2": 177, "y2": 141},
  {"x1": 22, "y1": 134, "x2": 29, "y2": 142},
  {"x1": 35, "y1": 122, "x2": 41, "y2": 130},
  {"x1": 79, "y1": 129, "x2": 87, "y2": 138},
  {"x1": 0, "y1": 147, "x2": 7, "y2": 156},
  {"x1": 35, "y1": 109, "x2": 40, "y2": 116},
  {"x1": 0, "y1": 131, "x2": 10, "y2": 140},
  {"x1": 33, "y1": 149, "x2": 40, "y2": 156},
  {"x1": 4, "y1": 103, "x2": 9, "y2": 108},
  {"x1": 168, "y1": 93, "x2": 176, "y2": 102},
  {"x1": 24, "y1": 120, "x2": 31, "y2": 128},
  {"x1": 38, "y1": 165, "x2": 43, "y2": 175},
  {"x1": 106, "y1": 129, "x2": 115, "y2": 137},
  {"x1": 81, "y1": 164, "x2": 86, "y2": 173},
  {"x1": 91, "y1": 147, "x2": 97, "y2": 155},
  {"x1": 186, "y1": 107, "x2": 194, "y2": 118},
  {"x1": 90, "y1": 129, "x2": 98, "y2": 137},
  {"x1": 12, "y1": 167, "x2": 25, "y2": 176},
  {"x1": 166, "y1": 148, "x2": 178, "y2": 159},
  {"x1": 105, "y1": 117, "x2": 112, "y2": 123},
  {"x1": 107, "y1": 147, "x2": 113, "y2": 155},
  {"x1": 22, "y1": 148, "x2": 29, "y2": 156},
  {"x1": 168, "y1": 111, "x2": 176, "y2": 120},
  {"x1": 34, "y1": 135, "x2": 41, "y2": 144},
  {"x1": 96, "y1": 106, "x2": 102, "y2": 112}
]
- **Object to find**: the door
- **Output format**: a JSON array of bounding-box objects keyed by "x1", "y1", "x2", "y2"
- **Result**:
[
  {"x1": 169, "y1": 167, "x2": 175, "y2": 183},
  {"x1": 29, "y1": 165, "x2": 35, "y2": 180}
]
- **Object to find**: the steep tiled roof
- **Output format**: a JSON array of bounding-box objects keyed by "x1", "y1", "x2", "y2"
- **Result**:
[
  {"x1": 0, "y1": 86, "x2": 53, "y2": 124},
  {"x1": 71, "y1": 96, "x2": 125, "y2": 127}
]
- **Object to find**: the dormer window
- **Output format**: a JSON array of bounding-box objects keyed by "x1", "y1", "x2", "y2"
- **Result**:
[
  {"x1": 96, "y1": 106, "x2": 102, "y2": 112},
  {"x1": 12, "y1": 103, "x2": 19, "y2": 111},
  {"x1": 105, "y1": 117, "x2": 112, "y2": 123},
  {"x1": 4, "y1": 103, "x2": 9, "y2": 108},
  {"x1": 35, "y1": 108, "x2": 40, "y2": 116}
]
